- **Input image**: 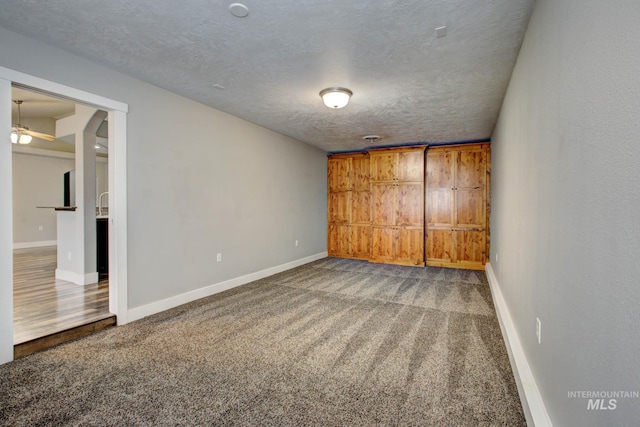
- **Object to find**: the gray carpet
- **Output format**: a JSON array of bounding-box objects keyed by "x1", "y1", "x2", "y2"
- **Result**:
[{"x1": 0, "y1": 258, "x2": 526, "y2": 426}]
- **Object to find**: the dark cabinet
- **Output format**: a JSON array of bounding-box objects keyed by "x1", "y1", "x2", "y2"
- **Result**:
[{"x1": 96, "y1": 218, "x2": 109, "y2": 277}]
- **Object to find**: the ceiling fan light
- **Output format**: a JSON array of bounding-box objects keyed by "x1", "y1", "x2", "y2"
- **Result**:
[
  {"x1": 11, "y1": 132, "x2": 18, "y2": 144},
  {"x1": 320, "y1": 87, "x2": 352, "y2": 109},
  {"x1": 19, "y1": 134, "x2": 32, "y2": 144}
]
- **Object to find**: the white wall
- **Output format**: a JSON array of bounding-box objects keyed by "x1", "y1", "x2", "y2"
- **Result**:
[
  {"x1": 96, "y1": 158, "x2": 108, "y2": 208},
  {"x1": 491, "y1": 0, "x2": 640, "y2": 425},
  {"x1": 12, "y1": 149, "x2": 74, "y2": 245},
  {"x1": 12, "y1": 148, "x2": 108, "y2": 246},
  {"x1": 0, "y1": 27, "x2": 327, "y2": 313},
  {"x1": 0, "y1": 79, "x2": 14, "y2": 363}
]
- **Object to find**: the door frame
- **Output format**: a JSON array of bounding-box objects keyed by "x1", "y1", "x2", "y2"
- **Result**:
[{"x1": 0, "y1": 66, "x2": 129, "y2": 364}]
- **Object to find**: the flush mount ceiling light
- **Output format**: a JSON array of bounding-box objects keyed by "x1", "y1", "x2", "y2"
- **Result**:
[{"x1": 319, "y1": 87, "x2": 353, "y2": 109}]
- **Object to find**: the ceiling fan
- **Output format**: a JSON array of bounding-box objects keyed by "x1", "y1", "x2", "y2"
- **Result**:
[{"x1": 11, "y1": 100, "x2": 57, "y2": 144}]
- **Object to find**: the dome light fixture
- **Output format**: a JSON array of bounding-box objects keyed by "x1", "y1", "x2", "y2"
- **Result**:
[{"x1": 319, "y1": 87, "x2": 353, "y2": 109}]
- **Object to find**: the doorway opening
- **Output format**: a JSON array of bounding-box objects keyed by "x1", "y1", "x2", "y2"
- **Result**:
[
  {"x1": 11, "y1": 88, "x2": 114, "y2": 357},
  {"x1": 0, "y1": 69, "x2": 128, "y2": 363}
]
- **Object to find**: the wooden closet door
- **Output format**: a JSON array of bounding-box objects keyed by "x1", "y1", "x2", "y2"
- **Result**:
[
  {"x1": 426, "y1": 150, "x2": 455, "y2": 227},
  {"x1": 455, "y1": 148, "x2": 486, "y2": 229},
  {"x1": 369, "y1": 147, "x2": 425, "y2": 266},
  {"x1": 425, "y1": 144, "x2": 489, "y2": 270},
  {"x1": 350, "y1": 154, "x2": 371, "y2": 251},
  {"x1": 328, "y1": 153, "x2": 372, "y2": 260},
  {"x1": 350, "y1": 155, "x2": 371, "y2": 259},
  {"x1": 351, "y1": 155, "x2": 370, "y2": 192},
  {"x1": 370, "y1": 181, "x2": 396, "y2": 263},
  {"x1": 426, "y1": 149, "x2": 455, "y2": 265},
  {"x1": 396, "y1": 181, "x2": 424, "y2": 266},
  {"x1": 328, "y1": 156, "x2": 351, "y2": 257}
]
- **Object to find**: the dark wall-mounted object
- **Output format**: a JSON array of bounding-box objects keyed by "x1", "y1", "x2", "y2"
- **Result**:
[{"x1": 63, "y1": 170, "x2": 76, "y2": 207}]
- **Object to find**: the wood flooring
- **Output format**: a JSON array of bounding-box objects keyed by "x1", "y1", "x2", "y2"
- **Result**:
[{"x1": 13, "y1": 246, "x2": 115, "y2": 358}]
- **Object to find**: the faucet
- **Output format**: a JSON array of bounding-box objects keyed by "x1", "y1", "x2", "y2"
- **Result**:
[{"x1": 99, "y1": 192, "x2": 109, "y2": 216}]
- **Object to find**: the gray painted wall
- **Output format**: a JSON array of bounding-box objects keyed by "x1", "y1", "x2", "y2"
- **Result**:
[
  {"x1": 491, "y1": 0, "x2": 640, "y2": 424},
  {"x1": 0, "y1": 26, "x2": 327, "y2": 311}
]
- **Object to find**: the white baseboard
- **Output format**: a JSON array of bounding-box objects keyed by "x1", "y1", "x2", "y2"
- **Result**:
[
  {"x1": 485, "y1": 262, "x2": 552, "y2": 427},
  {"x1": 55, "y1": 269, "x2": 99, "y2": 286},
  {"x1": 13, "y1": 240, "x2": 57, "y2": 249},
  {"x1": 127, "y1": 251, "x2": 328, "y2": 323}
]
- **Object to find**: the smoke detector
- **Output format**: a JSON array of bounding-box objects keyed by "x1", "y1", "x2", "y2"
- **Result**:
[{"x1": 362, "y1": 135, "x2": 381, "y2": 144}]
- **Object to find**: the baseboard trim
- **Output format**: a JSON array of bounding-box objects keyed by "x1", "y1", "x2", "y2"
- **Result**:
[
  {"x1": 13, "y1": 240, "x2": 57, "y2": 249},
  {"x1": 485, "y1": 262, "x2": 552, "y2": 427},
  {"x1": 55, "y1": 269, "x2": 99, "y2": 286},
  {"x1": 127, "y1": 251, "x2": 328, "y2": 323}
]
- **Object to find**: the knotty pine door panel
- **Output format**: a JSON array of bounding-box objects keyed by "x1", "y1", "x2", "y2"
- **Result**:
[
  {"x1": 371, "y1": 183, "x2": 397, "y2": 226},
  {"x1": 397, "y1": 182, "x2": 424, "y2": 227},
  {"x1": 328, "y1": 191, "x2": 350, "y2": 224},
  {"x1": 426, "y1": 229, "x2": 454, "y2": 264},
  {"x1": 426, "y1": 189, "x2": 454, "y2": 227},
  {"x1": 455, "y1": 229, "x2": 486, "y2": 267},
  {"x1": 328, "y1": 223, "x2": 350, "y2": 257},
  {"x1": 351, "y1": 190, "x2": 371, "y2": 224},
  {"x1": 351, "y1": 155, "x2": 370, "y2": 192},
  {"x1": 398, "y1": 150, "x2": 425, "y2": 182},
  {"x1": 397, "y1": 227, "x2": 425, "y2": 266},
  {"x1": 426, "y1": 150, "x2": 454, "y2": 188},
  {"x1": 456, "y1": 149, "x2": 486, "y2": 188},
  {"x1": 371, "y1": 226, "x2": 396, "y2": 263},
  {"x1": 328, "y1": 157, "x2": 350, "y2": 192},
  {"x1": 350, "y1": 224, "x2": 372, "y2": 259},
  {"x1": 455, "y1": 188, "x2": 485, "y2": 228},
  {"x1": 370, "y1": 151, "x2": 398, "y2": 182}
]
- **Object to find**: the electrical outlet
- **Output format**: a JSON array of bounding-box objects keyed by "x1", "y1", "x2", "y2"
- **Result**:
[
  {"x1": 295, "y1": 240, "x2": 299, "y2": 247},
  {"x1": 67, "y1": 251, "x2": 72, "y2": 260},
  {"x1": 496, "y1": 253, "x2": 499, "y2": 262},
  {"x1": 216, "y1": 253, "x2": 222, "y2": 262},
  {"x1": 536, "y1": 318, "x2": 542, "y2": 344},
  {"x1": 38, "y1": 225, "x2": 44, "y2": 231}
]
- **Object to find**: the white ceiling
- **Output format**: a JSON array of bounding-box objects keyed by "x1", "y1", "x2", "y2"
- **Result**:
[
  {"x1": 11, "y1": 88, "x2": 75, "y2": 119},
  {"x1": 0, "y1": 0, "x2": 535, "y2": 153}
]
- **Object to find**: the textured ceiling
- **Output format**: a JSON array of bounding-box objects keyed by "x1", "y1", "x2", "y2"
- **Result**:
[{"x1": 0, "y1": 0, "x2": 534, "y2": 153}]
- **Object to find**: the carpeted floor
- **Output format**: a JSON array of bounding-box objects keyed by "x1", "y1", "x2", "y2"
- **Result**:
[{"x1": 0, "y1": 258, "x2": 525, "y2": 426}]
